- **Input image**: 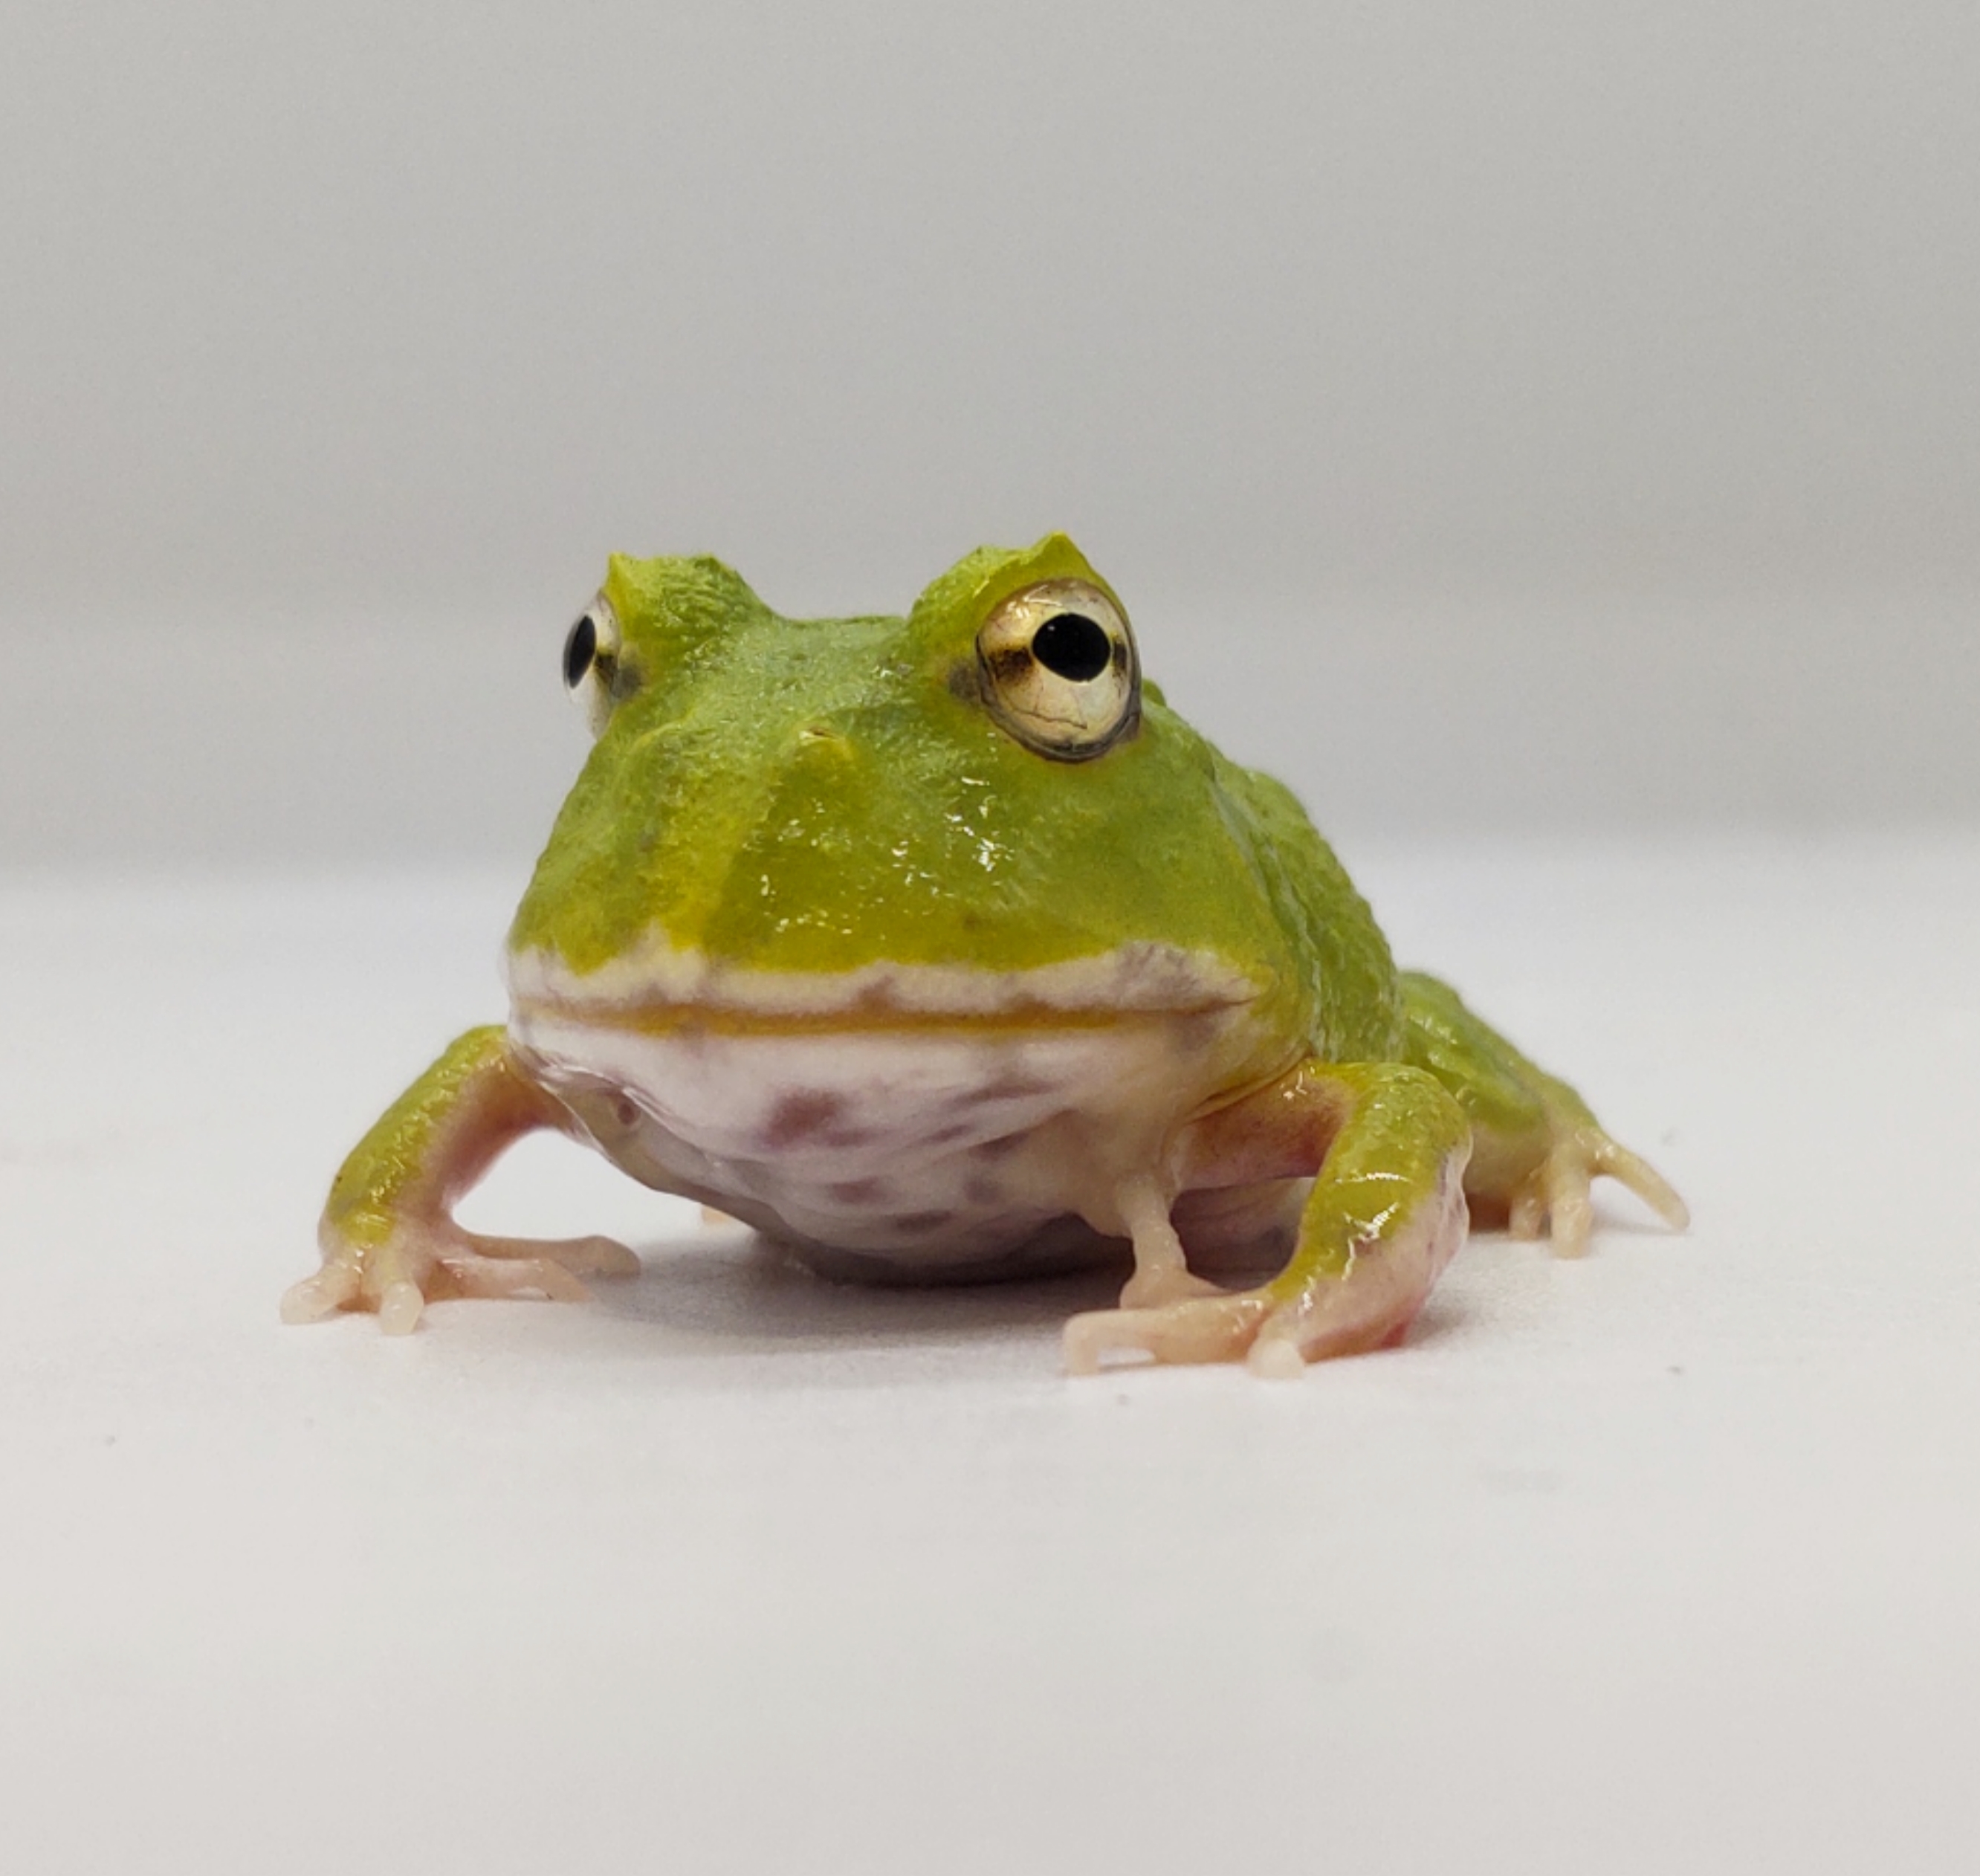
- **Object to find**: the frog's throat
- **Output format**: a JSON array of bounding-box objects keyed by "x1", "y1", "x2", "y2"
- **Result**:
[{"x1": 504, "y1": 937, "x2": 1264, "y2": 1035}]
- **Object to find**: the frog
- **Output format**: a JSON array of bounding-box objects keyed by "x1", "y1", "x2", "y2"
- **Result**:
[{"x1": 283, "y1": 534, "x2": 1686, "y2": 1376}]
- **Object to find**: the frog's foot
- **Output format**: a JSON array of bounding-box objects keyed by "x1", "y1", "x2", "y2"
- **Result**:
[
  {"x1": 1062, "y1": 1275, "x2": 1421, "y2": 1380},
  {"x1": 1067, "y1": 1149, "x2": 1467, "y2": 1379},
  {"x1": 1064, "y1": 1290, "x2": 1275, "y2": 1374},
  {"x1": 1065, "y1": 1271, "x2": 1437, "y2": 1381},
  {"x1": 1509, "y1": 1124, "x2": 1689, "y2": 1258},
  {"x1": 281, "y1": 1223, "x2": 638, "y2": 1335}
]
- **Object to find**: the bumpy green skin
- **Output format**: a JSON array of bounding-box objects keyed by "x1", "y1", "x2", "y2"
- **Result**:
[
  {"x1": 1400, "y1": 971, "x2": 1597, "y2": 1203},
  {"x1": 1271, "y1": 1061, "x2": 1469, "y2": 1288},
  {"x1": 508, "y1": 534, "x2": 1400, "y2": 1063}
]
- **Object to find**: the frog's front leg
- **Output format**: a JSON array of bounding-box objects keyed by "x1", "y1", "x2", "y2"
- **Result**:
[
  {"x1": 282, "y1": 1025, "x2": 638, "y2": 1335},
  {"x1": 1401, "y1": 971, "x2": 1687, "y2": 1255},
  {"x1": 1063, "y1": 1062, "x2": 1470, "y2": 1379},
  {"x1": 1111, "y1": 1173, "x2": 1226, "y2": 1309}
]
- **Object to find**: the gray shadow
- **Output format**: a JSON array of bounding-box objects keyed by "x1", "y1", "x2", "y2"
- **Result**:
[
  {"x1": 584, "y1": 1223, "x2": 1479, "y2": 1364},
  {"x1": 589, "y1": 1226, "x2": 1131, "y2": 1350}
]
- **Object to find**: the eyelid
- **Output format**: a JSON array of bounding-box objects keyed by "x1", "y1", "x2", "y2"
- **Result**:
[
  {"x1": 565, "y1": 592, "x2": 623, "y2": 737},
  {"x1": 974, "y1": 579, "x2": 1139, "y2": 760}
]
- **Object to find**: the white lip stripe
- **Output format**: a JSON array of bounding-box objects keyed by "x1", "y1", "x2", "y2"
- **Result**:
[{"x1": 505, "y1": 937, "x2": 1261, "y2": 1021}]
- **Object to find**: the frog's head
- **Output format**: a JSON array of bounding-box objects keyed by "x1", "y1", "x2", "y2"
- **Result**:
[{"x1": 507, "y1": 535, "x2": 1303, "y2": 1023}]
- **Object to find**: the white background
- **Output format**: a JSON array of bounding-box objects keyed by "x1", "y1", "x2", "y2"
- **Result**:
[{"x1": 4, "y1": 6, "x2": 1979, "y2": 1872}]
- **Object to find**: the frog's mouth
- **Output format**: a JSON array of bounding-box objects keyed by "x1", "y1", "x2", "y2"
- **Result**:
[
  {"x1": 504, "y1": 937, "x2": 1263, "y2": 1035},
  {"x1": 502, "y1": 937, "x2": 1284, "y2": 1275}
]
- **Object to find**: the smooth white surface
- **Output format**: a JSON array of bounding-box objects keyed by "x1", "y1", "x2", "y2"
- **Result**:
[{"x1": 4, "y1": 837, "x2": 1977, "y2": 1873}]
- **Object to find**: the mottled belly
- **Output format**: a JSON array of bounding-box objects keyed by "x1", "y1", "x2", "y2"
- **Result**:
[{"x1": 508, "y1": 1006, "x2": 1271, "y2": 1278}]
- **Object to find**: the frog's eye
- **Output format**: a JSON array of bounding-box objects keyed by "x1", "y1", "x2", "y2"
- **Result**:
[
  {"x1": 975, "y1": 579, "x2": 1139, "y2": 760},
  {"x1": 563, "y1": 593, "x2": 624, "y2": 737}
]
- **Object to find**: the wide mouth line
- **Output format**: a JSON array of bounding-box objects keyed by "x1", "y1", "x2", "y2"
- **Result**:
[
  {"x1": 509, "y1": 991, "x2": 1252, "y2": 1038},
  {"x1": 506, "y1": 939, "x2": 1267, "y2": 1032}
]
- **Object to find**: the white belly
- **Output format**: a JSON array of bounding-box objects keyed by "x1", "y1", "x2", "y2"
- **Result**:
[{"x1": 508, "y1": 1005, "x2": 1275, "y2": 1278}]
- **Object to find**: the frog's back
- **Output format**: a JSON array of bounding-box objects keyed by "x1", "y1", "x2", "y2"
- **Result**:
[{"x1": 1209, "y1": 750, "x2": 1404, "y2": 1067}]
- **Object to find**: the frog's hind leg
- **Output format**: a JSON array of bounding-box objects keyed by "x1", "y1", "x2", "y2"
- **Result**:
[
  {"x1": 1062, "y1": 1061, "x2": 1470, "y2": 1378},
  {"x1": 282, "y1": 1026, "x2": 639, "y2": 1335},
  {"x1": 1400, "y1": 971, "x2": 1687, "y2": 1255}
]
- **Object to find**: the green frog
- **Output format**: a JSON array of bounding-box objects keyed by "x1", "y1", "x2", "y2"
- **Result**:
[{"x1": 285, "y1": 535, "x2": 1684, "y2": 1376}]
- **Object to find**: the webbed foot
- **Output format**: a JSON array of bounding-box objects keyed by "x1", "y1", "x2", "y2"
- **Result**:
[{"x1": 282, "y1": 1224, "x2": 638, "y2": 1334}]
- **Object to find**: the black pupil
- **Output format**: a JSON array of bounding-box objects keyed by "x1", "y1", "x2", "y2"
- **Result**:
[
  {"x1": 563, "y1": 613, "x2": 597, "y2": 689},
  {"x1": 1031, "y1": 612, "x2": 1112, "y2": 682}
]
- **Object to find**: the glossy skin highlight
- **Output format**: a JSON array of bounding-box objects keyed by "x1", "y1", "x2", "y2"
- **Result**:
[{"x1": 287, "y1": 536, "x2": 1686, "y2": 1374}]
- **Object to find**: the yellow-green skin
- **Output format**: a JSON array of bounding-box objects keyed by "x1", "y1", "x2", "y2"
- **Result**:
[
  {"x1": 510, "y1": 534, "x2": 1396, "y2": 1064},
  {"x1": 296, "y1": 533, "x2": 1686, "y2": 1368}
]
